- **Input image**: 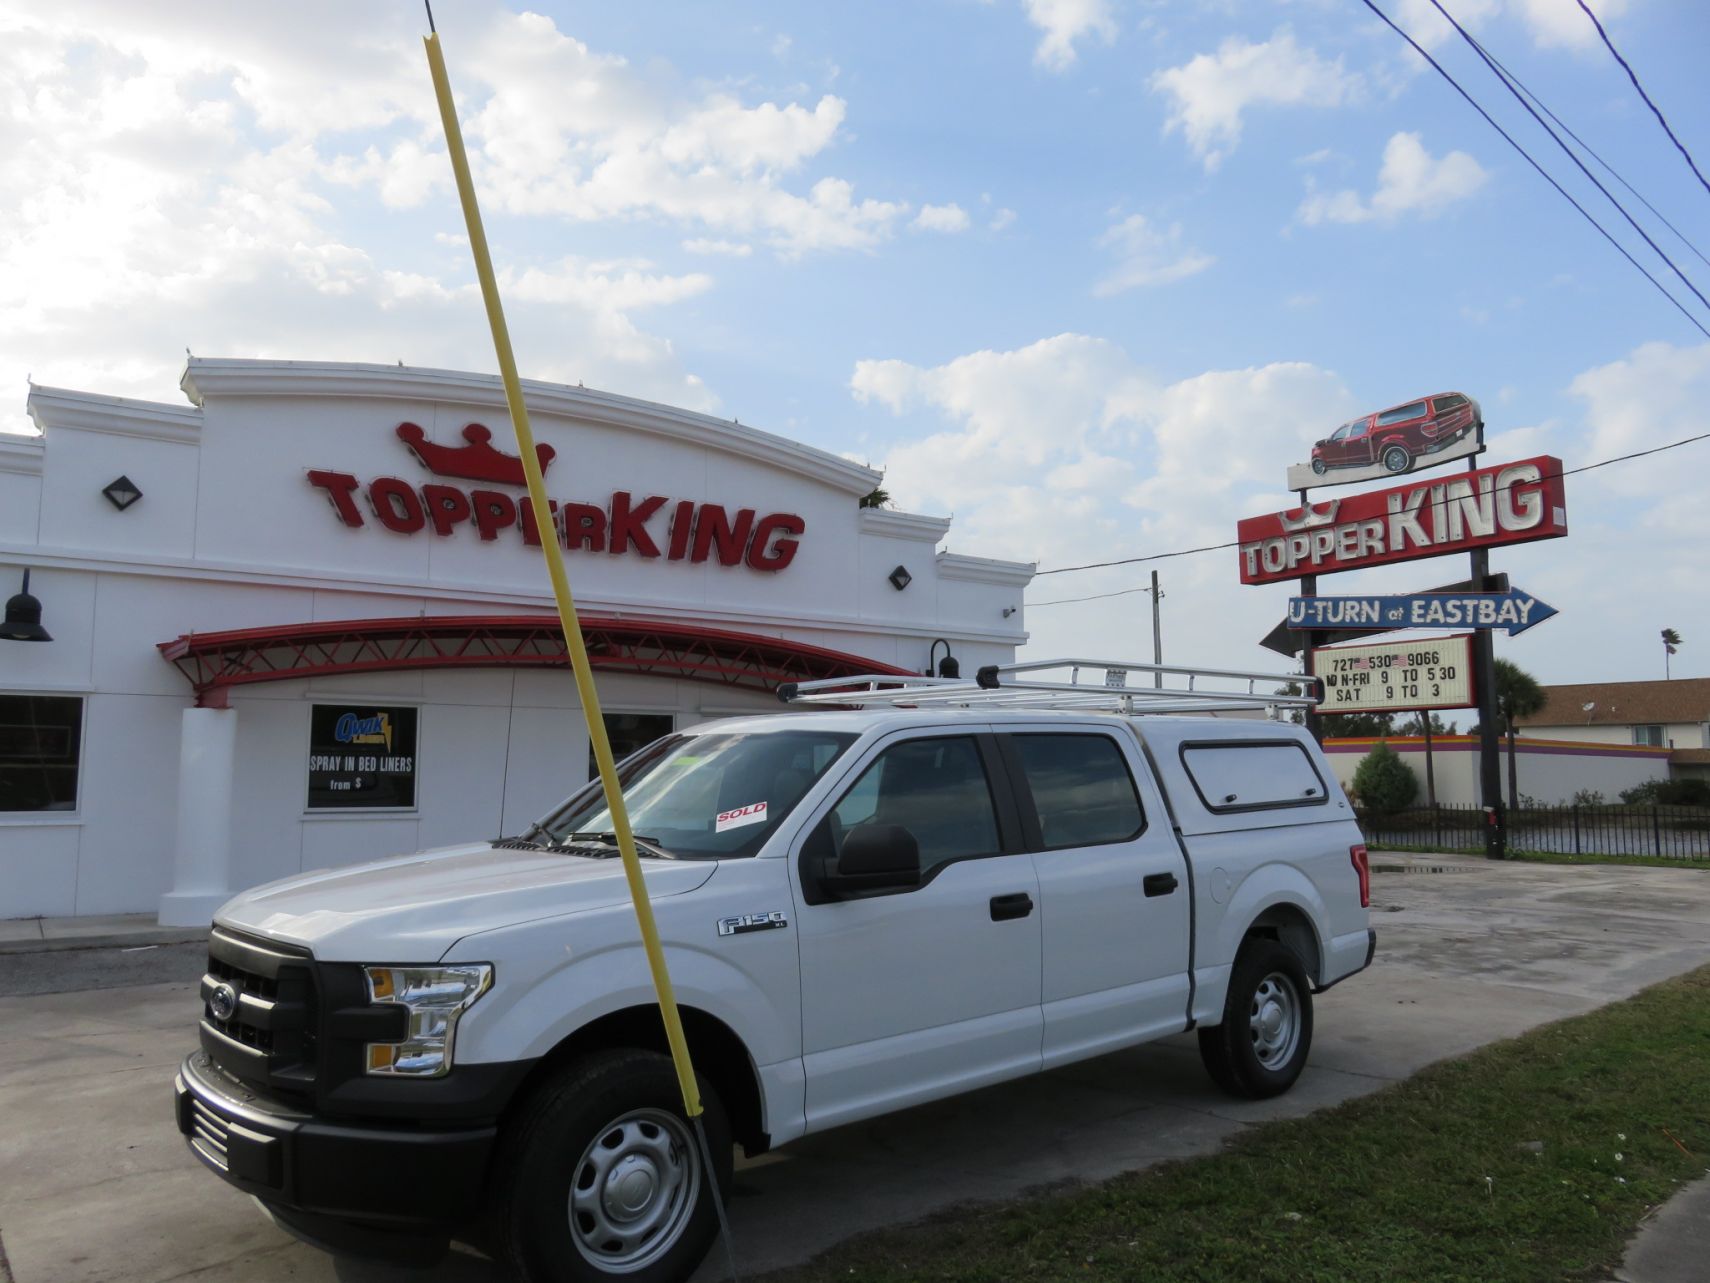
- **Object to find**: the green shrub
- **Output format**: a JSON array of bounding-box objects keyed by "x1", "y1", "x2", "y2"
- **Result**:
[
  {"x1": 1620, "y1": 778, "x2": 1710, "y2": 806},
  {"x1": 1353, "y1": 740, "x2": 1418, "y2": 814}
]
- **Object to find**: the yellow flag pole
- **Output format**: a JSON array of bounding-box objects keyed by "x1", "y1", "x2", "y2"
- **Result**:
[{"x1": 421, "y1": 25, "x2": 702, "y2": 1119}]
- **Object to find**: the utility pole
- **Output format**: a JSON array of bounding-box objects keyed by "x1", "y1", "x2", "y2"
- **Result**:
[{"x1": 1149, "y1": 570, "x2": 1163, "y2": 688}]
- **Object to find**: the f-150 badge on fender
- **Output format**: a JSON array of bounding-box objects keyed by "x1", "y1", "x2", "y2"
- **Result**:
[{"x1": 718, "y1": 911, "x2": 788, "y2": 937}]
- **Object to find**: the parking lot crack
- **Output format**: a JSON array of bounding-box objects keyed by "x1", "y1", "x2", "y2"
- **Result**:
[{"x1": 149, "y1": 1242, "x2": 299, "y2": 1283}]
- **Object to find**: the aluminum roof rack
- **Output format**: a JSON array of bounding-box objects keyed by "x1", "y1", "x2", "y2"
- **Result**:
[{"x1": 777, "y1": 657, "x2": 1321, "y2": 716}]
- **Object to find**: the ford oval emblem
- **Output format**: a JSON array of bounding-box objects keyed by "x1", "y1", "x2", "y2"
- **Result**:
[{"x1": 209, "y1": 982, "x2": 239, "y2": 1022}]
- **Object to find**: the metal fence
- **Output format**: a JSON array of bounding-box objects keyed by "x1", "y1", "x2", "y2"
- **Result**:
[{"x1": 1357, "y1": 802, "x2": 1710, "y2": 860}]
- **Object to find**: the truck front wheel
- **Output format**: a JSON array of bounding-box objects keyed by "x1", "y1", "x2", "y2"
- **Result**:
[
  {"x1": 493, "y1": 1049, "x2": 731, "y2": 1283},
  {"x1": 1197, "y1": 938, "x2": 1313, "y2": 1099}
]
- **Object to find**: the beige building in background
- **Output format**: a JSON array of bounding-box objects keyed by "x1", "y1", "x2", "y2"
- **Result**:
[{"x1": 1517, "y1": 678, "x2": 1710, "y2": 783}]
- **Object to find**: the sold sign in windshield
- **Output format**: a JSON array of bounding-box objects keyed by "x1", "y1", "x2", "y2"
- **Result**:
[{"x1": 1237, "y1": 455, "x2": 1567, "y2": 585}]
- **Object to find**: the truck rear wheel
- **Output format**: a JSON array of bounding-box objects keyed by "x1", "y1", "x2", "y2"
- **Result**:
[
  {"x1": 493, "y1": 1049, "x2": 731, "y2": 1283},
  {"x1": 1197, "y1": 938, "x2": 1313, "y2": 1099}
]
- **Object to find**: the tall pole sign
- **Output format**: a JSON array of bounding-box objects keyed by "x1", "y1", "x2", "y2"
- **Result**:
[{"x1": 1239, "y1": 394, "x2": 1568, "y2": 860}]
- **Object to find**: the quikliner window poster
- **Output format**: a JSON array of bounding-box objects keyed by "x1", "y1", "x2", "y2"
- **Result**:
[{"x1": 307, "y1": 705, "x2": 419, "y2": 810}]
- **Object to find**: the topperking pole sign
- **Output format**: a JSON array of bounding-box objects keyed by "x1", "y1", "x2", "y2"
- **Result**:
[{"x1": 1237, "y1": 455, "x2": 1567, "y2": 584}]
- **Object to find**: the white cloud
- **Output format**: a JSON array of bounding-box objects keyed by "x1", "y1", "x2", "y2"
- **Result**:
[
  {"x1": 850, "y1": 334, "x2": 1362, "y2": 668},
  {"x1": 913, "y1": 203, "x2": 972, "y2": 233},
  {"x1": 1512, "y1": 0, "x2": 1630, "y2": 49},
  {"x1": 1093, "y1": 214, "x2": 1214, "y2": 295},
  {"x1": 1151, "y1": 31, "x2": 1362, "y2": 171},
  {"x1": 1570, "y1": 340, "x2": 1710, "y2": 473},
  {"x1": 1297, "y1": 132, "x2": 1487, "y2": 224},
  {"x1": 0, "y1": 1, "x2": 743, "y2": 417},
  {"x1": 1392, "y1": 0, "x2": 1628, "y2": 52},
  {"x1": 1024, "y1": 0, "x2": 1118, "y2": 72},
  {"x1": 989, "y1": 207, "x2": 1018, "y2": 232},
  {"x1": 456, "y1": 12, "x2": 918, "y2": 254},
  {"x1": 1392, "y1": 0, "x2": 1504, "y2": 50},
  {"x1": 682, "y1": 238, "x2": 755, "y2": 257}
]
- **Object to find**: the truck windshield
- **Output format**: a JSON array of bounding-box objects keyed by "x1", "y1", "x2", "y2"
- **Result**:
[{"x1": 534, "y1": 730, "x2": 858, "y2": 859}]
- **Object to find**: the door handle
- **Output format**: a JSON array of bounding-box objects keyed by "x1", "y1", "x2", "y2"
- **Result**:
[
  {"x1": 989, "y1": 892, "x2": 1034, "y2": 921},
  {"x1": 1143, "y1": 872, "x2": 1179, "y2": 897}
]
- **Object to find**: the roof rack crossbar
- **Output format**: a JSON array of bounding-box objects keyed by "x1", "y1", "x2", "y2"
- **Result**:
[{"x1": 779, "y1": 657, "x2": 1317, "y2": 714}]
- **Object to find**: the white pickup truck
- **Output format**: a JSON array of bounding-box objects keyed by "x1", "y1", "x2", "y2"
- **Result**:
[{"x1": 174, "y1": 667, "x2": 1374, "y2": 1283}]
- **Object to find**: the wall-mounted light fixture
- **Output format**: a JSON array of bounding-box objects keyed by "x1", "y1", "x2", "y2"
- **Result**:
[
  {"x1": 1, "y1": 569, "x2": 52, "y2": 643},
  {"x1": 102, "y1": 475, "x2": 143, "y2": 511},
  {"x1": 888, "y1": 565, "x2": 912, "y2": 592},
  {"x1": 927, "y1": 638, "x2": 959, "y2": 679},
  {"x1": 1002, "y1": 606, "x2": 1017, "y2": 618}
]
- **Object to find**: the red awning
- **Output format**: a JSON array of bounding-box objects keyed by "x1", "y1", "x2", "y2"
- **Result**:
[{"x1": 158, "y1": 614, "x2": 909, "y2": 707}]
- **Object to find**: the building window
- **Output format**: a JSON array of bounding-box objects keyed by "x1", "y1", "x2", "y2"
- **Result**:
[
  {"x1": 595, "y1": 713, "x2": 676, "y2": 779},
  {"x1": 0, "y1": 695, "x2": 83, "y2": 813},
  {"x1": 1632, "y1": 725, "x2": 1665, "y2": 748},
  {"x1": 307, "y1": 705, "x2": 419, "y2": 810}
]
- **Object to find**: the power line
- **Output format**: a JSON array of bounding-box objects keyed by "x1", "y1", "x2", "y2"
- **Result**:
[
  {"x1": 1028, "y1": 429, "x2": 1710, "y2": 591},
  {"x1": 1575, "y1": 0, "x2": 1710, "y2": 205},
  {"x1": 1468, "y1": 33, "x2": 1710, "y2": 272},
  {"x1": 1358, "y1": 0, "x2": 1709, "y2": 340},
  {"x1": 1429, "y1": 0, "x2": 1710, "y2": 318}
]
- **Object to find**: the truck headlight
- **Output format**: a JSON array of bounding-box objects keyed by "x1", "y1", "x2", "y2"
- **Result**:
[{"x1": 362, "y1": 964, "x2": 493, "y2": 1077}]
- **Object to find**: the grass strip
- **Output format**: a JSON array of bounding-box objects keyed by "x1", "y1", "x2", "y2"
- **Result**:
[{"x1": 768, "y1": 967, "x2": 1710, "y2": 1283}]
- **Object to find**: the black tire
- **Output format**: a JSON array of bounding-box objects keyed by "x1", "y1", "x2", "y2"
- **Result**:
[
  {"x1": 1310, "y1": 458, "x2": 1327, "y2": 476},
  {"x1": 1197, "y1": 937, "x2": 1314, "y2": 1099},
  {"x1": 1381, "y1": 444, "x2": 1411, "y2": 473},
  {"x1": 492, "y1": 1049, "x2": 732, "y2": 1283}
]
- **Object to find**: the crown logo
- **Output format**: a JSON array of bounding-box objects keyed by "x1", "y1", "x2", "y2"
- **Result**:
[
  {"x1": 1277, "y1": 499, "x2": 1341, "y2": 533},
  {"x1": 396, "y1": 422, "x2": 556, "y2": 486}
]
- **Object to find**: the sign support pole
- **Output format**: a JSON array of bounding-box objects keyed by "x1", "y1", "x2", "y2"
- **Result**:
[
  {"x1": 1420, "y1": 708, "x2": 1437, "y2": 807},
  {"x1": 1470, "y1": 549, "x2": 1505, "y2": 858},
  {"x1": 1300, "y1": 558, "x2": 1324, "y2": 743}
]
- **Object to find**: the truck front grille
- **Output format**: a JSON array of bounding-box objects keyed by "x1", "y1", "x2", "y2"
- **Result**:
[{"x1": 200, "y1": 927, "x2": 318, "y2": 1092}]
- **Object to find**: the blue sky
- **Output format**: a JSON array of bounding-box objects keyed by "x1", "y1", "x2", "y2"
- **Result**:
[{"x1": 3, "y1": 0, "x2": 1707, "y2": 686}]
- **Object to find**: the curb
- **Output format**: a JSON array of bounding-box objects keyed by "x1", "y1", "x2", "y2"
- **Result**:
[{"x1": 0, "y1": 930, "x2": 208, "y2": 957}]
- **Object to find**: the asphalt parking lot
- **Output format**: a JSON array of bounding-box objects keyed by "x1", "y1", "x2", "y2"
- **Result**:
[{"x1": 4, "y1": 854, "x2": 1710, "y2": 1283}]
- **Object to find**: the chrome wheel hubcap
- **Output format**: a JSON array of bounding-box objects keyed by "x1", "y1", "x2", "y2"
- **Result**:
[
  {"x1": 1249, "y1": 972, "x2": 1301, "y2": 1071},
  {"x1": 569, "y1": 1108, "x2": 698, "y2": 1273}
]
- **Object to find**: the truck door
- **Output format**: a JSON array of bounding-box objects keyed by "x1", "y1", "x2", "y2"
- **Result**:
[
  {"x1": 791, "y1": 730, "x2": 1042, "y2": 1132},
  {"x1": 995, "y1": 727, "x2": 1192, "y2": 1069}
]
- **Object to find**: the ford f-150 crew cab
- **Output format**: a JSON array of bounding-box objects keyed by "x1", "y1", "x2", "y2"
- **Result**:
[{"x1": 174, "y1": 661, "x2": 1374, "y2": 1283}]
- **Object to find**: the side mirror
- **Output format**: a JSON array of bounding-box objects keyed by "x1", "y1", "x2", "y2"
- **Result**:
[{"x1": 821, "y1": 824, "x2": 920, "y2": 898}]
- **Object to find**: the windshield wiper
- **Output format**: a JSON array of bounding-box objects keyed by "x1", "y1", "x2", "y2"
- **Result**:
[{"x1": 565, "y1": 832, "x2": 678, "y2": 859}]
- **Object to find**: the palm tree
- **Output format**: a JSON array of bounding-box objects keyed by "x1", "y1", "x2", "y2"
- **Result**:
[
  {"x1": 1662, "y1": 628, "x2": 1682, "y2": 679},
  {"x1": 859, "y1": 486, "x2": 891, "y2": 510},
  {"x1": 1494, "y1": 658, "x2": 1547, "y2": 812}
]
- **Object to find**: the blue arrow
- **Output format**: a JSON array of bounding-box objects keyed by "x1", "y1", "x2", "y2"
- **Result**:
[{"x1": 1286, "y1": 588, "x2": 1558, "y2": 635}]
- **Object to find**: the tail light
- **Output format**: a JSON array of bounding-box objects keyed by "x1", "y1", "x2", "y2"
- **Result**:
[{"x1": 1350, "y1": 843, "x2": 1370, "y2": 908}]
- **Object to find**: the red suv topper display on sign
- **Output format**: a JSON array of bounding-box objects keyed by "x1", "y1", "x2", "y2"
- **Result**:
[{"x1": 1311, "y1": 392, "x2": 1482, "y2": 477}]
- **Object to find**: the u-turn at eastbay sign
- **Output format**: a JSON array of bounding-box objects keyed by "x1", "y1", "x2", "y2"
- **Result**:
[{"x1": 1287, "y1": 587, "x2": 1557, "y2": 636}]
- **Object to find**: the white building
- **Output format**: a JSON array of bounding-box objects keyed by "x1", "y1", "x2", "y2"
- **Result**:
[{"x1": 0, "y1": 359, "x2": 1033, "y2": 924}]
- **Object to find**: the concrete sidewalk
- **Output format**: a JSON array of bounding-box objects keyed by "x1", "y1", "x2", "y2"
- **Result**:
[
  {"x1": 0, "y1": 914, "x2": 206, "y2": 955},
  {"x1": 1611, "y1": 1176, "x2": 1710, "y2": 1283}
]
